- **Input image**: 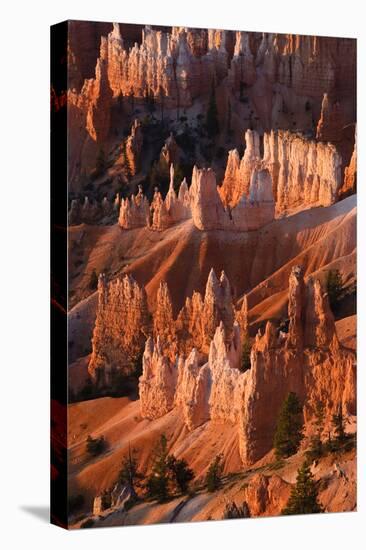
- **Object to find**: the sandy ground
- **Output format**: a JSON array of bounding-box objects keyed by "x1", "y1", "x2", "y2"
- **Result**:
[{"x1": 68, "y1": 396, "x2": 242, "y2": 510}]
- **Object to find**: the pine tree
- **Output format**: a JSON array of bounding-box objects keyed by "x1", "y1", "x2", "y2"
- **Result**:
[
  {"x1": 306, "y1": 401, "x2": 325, "y2": 461},
  {"x1": 86, "y1": 434, "x2": 106, "y2": 457},
  {"x1": 146, "y1": 434, "x2": 170, "y2": 502},
  {"x1": 240, "y1": 337, "x2": 251, "y2": 373},
  {"x1": 326, "y1": 269, "x2": 343, "y2": 310},
  {"x1": 274, "y1": 392, "x2": 304, "y2": 459},
  {"x1": 205, "y1": 454, "x2": 223, "y2": 492},
  {"x1": 205, "y1": 80, "x2": 219, "y2": 139},
  {"x1": 282, "y1": 462, "x2": 324, "y2": 515},
  {"x1": 167, "y1": 455, "x2": 194, "y2": 494},
  {"x1": 118, "y1": 445, "x2": 144, "y2": 493},
  {"x1": 332, "y1": 403, "x2": 346, "y2": 444}
]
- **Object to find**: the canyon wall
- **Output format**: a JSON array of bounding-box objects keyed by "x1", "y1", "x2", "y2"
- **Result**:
[{"x1": 66, "y1": 23, "x2": 356, "y2": 189}]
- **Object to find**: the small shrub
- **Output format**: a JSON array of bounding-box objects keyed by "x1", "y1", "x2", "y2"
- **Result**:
[
  {"x1": 86, "y1": 435, "x2": 107, "y2": 457},
  {"x1": 240, "y1": 338, "x2": 251, "y2": 373},
  {"x1": 326, "y1": 269, "x2": 343, "y2": 311}
]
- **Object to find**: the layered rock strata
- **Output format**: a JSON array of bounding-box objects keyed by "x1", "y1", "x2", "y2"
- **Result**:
[
  {"x1": 118, "y1": 186, "x2": 149, "y2": 229},
  {"x1": 125, "y1": 119, "x2": 143, "y2": 175},
  {"x1": 221, "y1": 129, "x2": 342, "y2": 212},
  {"x1": 191, "y1": 165, "x2": 275, "y2": 231},
  {"x1": 88, "y1": 274, "x2": 149, "y2": 385},
  {"x1": 341, "y1": 133, "x2": 357, "y2": 197},
  {"x1": 119, "y1": 166, "x2": 191, "y2": 231},
  {"x1": 316, "y1": 93, "x2": 344, "y2": 143},
  {"x1": 176, "y1": 268, "x2": 235, "y2": 355},
  {"x1": 139, "y1": 267, "x2": 356, "y2": 466}
]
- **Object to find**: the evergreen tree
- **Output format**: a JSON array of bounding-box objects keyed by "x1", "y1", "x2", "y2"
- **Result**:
[
  {"x1": 274, "y1": 392, "x2": 304, "y2": 459},
  {"x1": 306, "y1": 401, "x2": 325, "y2": 461},
  {"x1": 86, "y1": 435, "x2": 106, "y2": 457},
  {"x1": 146, "y1": 435, "x2": 170, "y2": 502},
  {"x1": 282, "y1": 462, "x2": 324, "y2": 515},
  {"x1": 205, "y1": 80, "x2": 219, "y2": 139},
  {"x1": 326, "y1": 269, "x2": 343, "y2": 311},
  {"x1": 167, "y1": 455, "x2": 194, "y2": 494},
  {"x1": 332, "y1": 403, "x2": 346, "y2": 444},
  {"x1": 118, "y1": 445, "x2": 144, "y2": 493},
  {"x1": 240, "y1": 337, "x2": 251, "y2": 373},
  {"x1": 205, "y1": 454, "x2": 223, "y2": 492}
]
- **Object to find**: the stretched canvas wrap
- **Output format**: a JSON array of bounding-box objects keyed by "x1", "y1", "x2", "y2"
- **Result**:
[{"x1": 50, "y1": 20, "x2": 357, "y2": 529}]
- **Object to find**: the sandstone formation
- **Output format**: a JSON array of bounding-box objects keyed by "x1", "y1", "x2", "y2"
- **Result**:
[
  {"x1": 176, "y1": 268, "x2": 235, "y2": 355},
  {"x1": 68, "y1": 20, "x2": 113, "y2": 91},
  {"x1": 68, "y1": 194, "x2": 120, "y2": 225},
  {"x1": 153, "y1": 281, "x2": 176, "y2": 360},
  {"x1": 229, "y1": 32, "x2": 355, "y2": 132},
  {"x1": 118, "y1": 186, "x2": 149, "y2": 229},
  {"x1": 160, "y1": 133, "x2": 182, "y2": 166},
  {"x1": 191, "y1": 165, "x2": 275, "y2": 231},
  {"x1": 82, "y1": 37, "x2": 113, "y2": 142},
  {"x1": 66, "y1": 23, "x2": 356, "y2": 190},
  {"x1": 341, "y1": 133, "x2": 357, "y2": 197},
  {"x1": 239, "y1": 268, "x2": 356, "y2": 465},
  {"x1": 125, "y1": 119, "x2": 143, "y2": 175},
  {"x1": 139, "y1": 266, "x2": 356, "y2": 466},
  {"x1": 149, "y1": 188, "x2": 170, "y2": 231},
  {"x1": 88, "y1": 273, "x2": 150, "y2": 385},
  {"x1": 221, "y1": 129, "x2": 342, "y2": 212},
  {"x1": 106, "y1": 23, "x2": 125, "y2": 98},
  {"x1": 220, "y1": 130, "x2": 261, "y2": 206},
  {"x1": 139, "y1": 336, "x2": 178, "y2": 419},
  {"x1": 316, "y1": 93, "x2": 343, "y2": 143},
  {"x1": 124, "y1": 166, "x2": 191, "y2": 232}
]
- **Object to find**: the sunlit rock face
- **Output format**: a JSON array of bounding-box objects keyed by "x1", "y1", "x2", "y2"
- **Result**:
[
  {"x1": 137, "y1": 266, "x2": 355, "y2": 467},
  {"x1": 238, "y1": 267, "x2": 356, "y2": 466},
  {"x1": 118, "y1": 186, "x2": 149, "y2": 229},
  {"x1": 190, "y1": 165, "x2": 275, "y2": 232},
  {"x1": 88, "y1": 274, "x2": 149, "y2": 386},
  {"x1": 221, "y1": 129, "x2": 342, "y2": 214},
  {"x1": 125, "y1": 119, "x2": 143, "y2": 176},
  {"x1": 139, "y1": 336, "x2": 178, "y2": 419},
  {"x1": 340, "y1": 130, "x2": 357, "y2": 197}
]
